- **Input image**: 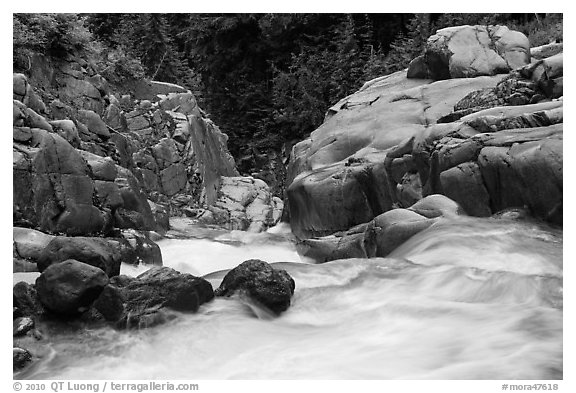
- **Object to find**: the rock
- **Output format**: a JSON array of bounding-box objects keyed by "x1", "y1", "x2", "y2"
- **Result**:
[
  {"x1": 58, "y1": 77, "x2": 104, "y2": 113},
  {"x1": 78, "y1": 150, "x2": 117, "y2": 181},
  {"x1": 13, "y1": 227, "x2": 55, "y2": 262},
  {"x1": 13, "y1": 347, "x2": 33, "y2": 371},
  {"x1": 407, "y1": 194, "x2": 465, "y2": 218},
  {"x1": 94, "y1": 180, "x2": 124, "y2": 209},
  {"x1": 159, "y1": 164, "x2": 187, "y2": 196},
  {"x1": 13, "y1": 317, "x2": 35, "y2": 337},
  {"x1": 373, "y1": 209, "x2": 435, "y2": 256},
  {"x1": 299, "y1": 200, "x2": 450, "y2": 263},
  {"x1": 148, "y1": 200, "x2": 170, "y2": 233},
  {"x1": 530, "y1": 43, "x2": 563, "y2": 60},
  {"x1": 114, "y1": 166, "x2": 156, "y2": 230},
  {"x1": 286, "y1": 70, "x2": 503, "y2": 238},
  {"x1": 13, "y1": 129, "x2": 110, "y2": 236},
  {"x1": 87, "y1": 74, "x2": 110, "y2": 96},
  {"x1": 37, "y1": 236, "x2": 123, "y2": 277},
  {"x1": 24, "y1": 107, "x2": 52, "y2": 132},
  {"x1": 529, "y1": 53, "x2": 563, "y2": 98},
  {"x1": 103, "y1": 103, "x2": 126, "y2": 130},
  {"x1": 422, "y1": 25, "x2": 530, "y2": 80},
  {"x1": 95, "y1": 267, "x2": 214, "y2": 328},
  {"x1": 13, "y1": 282, "x2": 44, "y2": 318},
  {"x1": 13, "y1": 73, "x2": 28, "y2": 100},
  {"x1": 200, "y1": 176, "x2": 282, "y2": 232},
  {"x1": 92, "y1": 285, "x2": 125, "y2": 322},
  {"x1": 159, "y1": 92, "x2": 201, "y2": 116},
  {"x1": 407, "y1": 55, "x2": 430, "y2": 79},
  {"x1": 76, "y1": 109, "x2": 110, "y2": 139},
  {"x1": 215, "y1": 259, "x2": 295, "y2": 315},
  {"x1": 49, "y1": 120, "x2": 81, "y2": 148},
  {"x1": 120, "y1": 230, "x2": 163, "y2": 266},
  {"x1": 35, "y1": 259, "x2": 109, "y2": 315}
]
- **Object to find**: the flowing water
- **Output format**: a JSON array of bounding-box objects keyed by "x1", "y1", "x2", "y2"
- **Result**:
[{"x1": 16, "y1": 217, "x2": 562, "y2": 380}]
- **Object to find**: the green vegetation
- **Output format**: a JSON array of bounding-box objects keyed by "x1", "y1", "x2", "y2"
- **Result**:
[{"x1": 13, "y1": 13, "x2": 563, "y2": 173}]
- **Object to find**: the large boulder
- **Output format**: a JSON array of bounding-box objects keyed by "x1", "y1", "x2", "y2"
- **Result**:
[
  {"x1": 35, "y1": 259, "x2": 109, "y2": 315},
  {"x1": 215, "y1": 259, "x2": 295, "y2": 315},
  {"x1": 37, "y1": 236, "x2": 123, "y2": 277},
  {"x1": 93, "y1": 267, "x2": 214, "y2": 328},
  {"x1": 409, "y1": 25, "x2": 530, "y2": 80}
]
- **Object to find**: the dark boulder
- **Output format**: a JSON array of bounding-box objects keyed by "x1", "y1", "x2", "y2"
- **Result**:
[
  {"x1": 35, "y1": 259, "x2": 109, "y2": 315},
  {"x1": 94, "y1": 267, "x2": 214, "y2": 329},
  {"x1": 215, "y1": 259, "x2": 295, "y2": 315},
  {"x1": 37, "y1": 236, "x2": 123, "y2": 277},
  {"x1": 13, "y1": 347, "x2": 33, "y2": 371},
  {"x1": 13, "y1": 282, "x2": 44, "y2": 318}
]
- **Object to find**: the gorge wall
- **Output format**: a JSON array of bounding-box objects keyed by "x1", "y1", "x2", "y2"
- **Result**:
[{"x1": 285, "y1": 25, "x2": 563, "y2": 261}]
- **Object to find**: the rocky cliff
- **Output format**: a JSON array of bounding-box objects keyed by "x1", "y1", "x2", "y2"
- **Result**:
[
  {"x1": 13, "y1": 49, "x2": 283, "y2": 275},
  {"x1": 286, "y1": 25, "x2": 562, "y2": 261}
]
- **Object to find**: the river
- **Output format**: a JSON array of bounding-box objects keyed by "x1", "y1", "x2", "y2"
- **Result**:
[{"x1": 16, "y1": 216, "x2": 562, "y2": 379}]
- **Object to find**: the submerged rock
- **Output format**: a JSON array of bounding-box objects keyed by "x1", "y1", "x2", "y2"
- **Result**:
[
  {"x1": 35, "y1": 259, "x2": 109, "y2": 315},
  {"x1": 299, "y1": 195, "x2": 465, "y2": 263},
  {"x1": 215, "y1": 259, "x2": 295, "y2": 315}
]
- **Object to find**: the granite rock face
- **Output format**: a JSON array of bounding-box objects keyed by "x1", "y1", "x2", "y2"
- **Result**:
[
  {"x1": 408, "y1": 25, "x2": 530, "y2": 80},
  {"x1": 286, "y1": 25, "x2": 562, "y2": 252}
]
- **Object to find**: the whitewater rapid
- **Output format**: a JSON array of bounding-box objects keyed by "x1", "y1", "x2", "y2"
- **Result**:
[{"x1": 18, "y1": 217, "x2": 562, "y2": 379}]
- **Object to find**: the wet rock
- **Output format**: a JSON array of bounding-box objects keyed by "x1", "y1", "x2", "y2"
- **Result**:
[
  {"x1": 37, "y1": 236, "x2": 123, "y2": 277},
  {"x1": 35, "y1": 259, "x2": 109, "y2": 315},
  {"x1": 120, "y1": 229, "x2": 163, "y2": 266},
  {"x1": 13, "y1": 347, "x2": 33, "y2": 371},
  {"x1": 148, "y1": 200, "x2": 170, "y2": 234},
  {"x1": 95, "y1": 267, "x2": 213, "y2": 328},
  {"x1": 299, "y1": 195, "x2": 465, "y2": 263},
  {"x1": 215, "y1": 259, "x2": 295, "y2": 315},
  {"x1": 13, "y1": 282, "x2": 44, "y2": 318},
  {"x1": 286, "y1": 70, "x2": 502, "y2": 238},
  {"x1": 13, "y1": 317, "x2": 35, "y2": 337}
]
